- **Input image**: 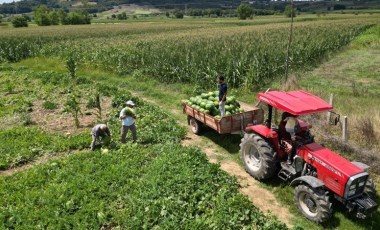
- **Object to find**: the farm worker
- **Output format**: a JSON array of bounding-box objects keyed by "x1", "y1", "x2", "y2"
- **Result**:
[
  {"x1": 90, "y1": 124, "x2": 111, "y2": 151},
  {"x1": 120, "y1": 100, "x2": 137, "y2": 143},
  {"x1": 218, "y1": 75, "x2": 227, "y2": 116},
  {"x1": 279, "y1": 112, "x2": 300, "y2": 165}
]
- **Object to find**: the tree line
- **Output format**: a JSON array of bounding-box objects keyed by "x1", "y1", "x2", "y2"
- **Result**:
[{"x1": 11, "y1": 5, "x2": 91, "y2": 28}]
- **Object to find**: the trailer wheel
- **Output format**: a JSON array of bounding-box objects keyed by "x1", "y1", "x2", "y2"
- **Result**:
[
  {"x1": 240, "y1": 133, "x2": 277, "y2": 180},
  {"x1": 364, "y1": 177, "x2": 377, "y2": 197},
  {"x1": 295, "y1": 184, "x2": 332, "y2": 223},
  {"x1": 189, "y1": 117, "x2": 202, "y2": 135}
]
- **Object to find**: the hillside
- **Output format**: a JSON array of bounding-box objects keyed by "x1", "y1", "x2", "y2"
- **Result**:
[
  {"x1": 1, "y1": 0, "x2": 379, "y2": 14},
  {"x1": 0, "y1": 0, "x2": 235, "y2": 14}
]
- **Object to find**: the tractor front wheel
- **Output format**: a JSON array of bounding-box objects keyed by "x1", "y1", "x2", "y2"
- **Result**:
[
  {"x1": 295, "y1": 184, "x2": 332, "y2": 223},
  {"x1": 189, "y1": 117, "x2": 202, "y2": 135},
  {"x1": 240, "y1": 133, "x2": 278, "y2": 181}
]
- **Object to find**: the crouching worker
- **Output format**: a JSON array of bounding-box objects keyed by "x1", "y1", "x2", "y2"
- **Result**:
[
  {"x1": 90, "y1": 124, "x2": 111, "y2": 151},
  {"x1": 120, "y1": 100, "x2": 137, "y2": 143}
]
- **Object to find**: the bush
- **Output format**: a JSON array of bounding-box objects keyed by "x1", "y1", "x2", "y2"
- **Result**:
[
  {"x1": 11, "y1": 16, "x2": 28, "y2": 28},
  {"x1": 174, "y1": 11, "x2": 184, "y2": 19}
]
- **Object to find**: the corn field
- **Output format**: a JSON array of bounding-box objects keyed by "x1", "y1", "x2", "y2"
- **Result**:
[{"x1": 1, "y1": 17, "x2": 378, "y2": 89}]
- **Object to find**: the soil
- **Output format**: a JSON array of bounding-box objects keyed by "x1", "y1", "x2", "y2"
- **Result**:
[{"x1": 30, "y1": 97, "x2": 113, "y2": 135}]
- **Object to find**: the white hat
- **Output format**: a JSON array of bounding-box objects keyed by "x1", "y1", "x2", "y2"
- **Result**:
[{"x1": 126, "y1": 100, "x2": 135, "y2": 106}]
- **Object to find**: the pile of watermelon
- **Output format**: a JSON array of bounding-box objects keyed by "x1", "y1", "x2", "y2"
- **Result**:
[{"x1": 185, "y1": 91, "x2": 244, "y2": 118}]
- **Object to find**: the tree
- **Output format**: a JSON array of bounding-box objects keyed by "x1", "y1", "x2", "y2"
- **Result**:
[
  {"x1": 33, "y1": 5, "x2": 50, "y2": 26},
  {"x1": 49, "y1": 11, "x2": 60, "y2": 25},
  {"x1": 12, "y1": 16, "x2": 28, "y2": 27},
  {"x1": 237, "y1": 3, "x2": 253, "y2": 20},
  {"x1": 58, "y1": 9, "x2": 68, "y2": 25},
  {"x1": 284, "y1": 5, "x2": 297, "y2": 18},
  {"x1": 117, "y1": 12, "x2": 127, "y2": 20},
  {"x1": 174, "y1": 11, "x2": 184, "y2": 19}
]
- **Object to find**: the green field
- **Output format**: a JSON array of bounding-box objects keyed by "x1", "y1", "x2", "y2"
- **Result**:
[{"x1": 1, "y1": 13, "x2": 380, "y2": 229}]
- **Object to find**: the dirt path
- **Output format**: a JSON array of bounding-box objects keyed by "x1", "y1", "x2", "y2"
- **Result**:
[{"x1": 133, "y1": 92, "x2": 294, "y2": 227}]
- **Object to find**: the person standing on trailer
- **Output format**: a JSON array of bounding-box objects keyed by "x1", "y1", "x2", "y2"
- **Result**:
[{"x1": 218, "y1": 75, "x2": 227, "y2": 116}]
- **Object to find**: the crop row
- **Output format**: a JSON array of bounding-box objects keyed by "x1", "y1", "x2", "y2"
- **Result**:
[
  {"x1": 1, "y1": 17, "x2": 377, "y2": 89},
  {"x1": 39, "y1": 19, "x2": 376, "y2": 90}
]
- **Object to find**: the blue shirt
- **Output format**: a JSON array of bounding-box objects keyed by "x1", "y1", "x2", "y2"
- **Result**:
[{"x1": 219, "y1": 82, "x2": 227, "y2": 101}]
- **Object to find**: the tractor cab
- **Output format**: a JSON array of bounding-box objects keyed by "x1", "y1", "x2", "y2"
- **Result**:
[{"x1": 245, "y1": 90, "x2": 334, "y2": 156}]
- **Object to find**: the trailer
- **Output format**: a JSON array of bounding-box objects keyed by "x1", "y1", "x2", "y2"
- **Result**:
[{"x1": 182, "y1": 101, "x2": 264, "y2": 135}]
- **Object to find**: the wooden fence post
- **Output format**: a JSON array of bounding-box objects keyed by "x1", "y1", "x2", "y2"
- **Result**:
[
  {"x1": 327, "y1": 93, "x2": 333, "y2": 123},
  {"x1": 342, "y1": 116, "x2": 348, "y2": 142}
]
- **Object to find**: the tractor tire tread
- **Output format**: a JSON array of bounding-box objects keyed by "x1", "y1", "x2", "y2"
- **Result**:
[
  {"x1": 295, "y1": 185, "x2": 332, "y2": 224},
  {"x1": 240, "y1": 133, "x2": 278, "y2": 181}
]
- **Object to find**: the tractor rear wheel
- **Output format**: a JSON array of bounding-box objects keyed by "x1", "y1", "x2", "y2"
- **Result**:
[
  {"x1": 240, "y1": 133, "x2": 278, "y2": 181},
  {"x1": 189, "y1": 117, "x2": 202, "y2": 135},
  {"x1": 295, "y1": 184, "x2": 332, "y2": 223}
]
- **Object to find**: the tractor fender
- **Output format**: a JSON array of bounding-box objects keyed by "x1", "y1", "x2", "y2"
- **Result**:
[{"x1": 290, "y1": 176, "x2": 324, "y2": 189}]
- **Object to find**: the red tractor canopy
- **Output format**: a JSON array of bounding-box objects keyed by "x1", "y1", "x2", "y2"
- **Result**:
[{"x1": 257, "y1": 90, "x2": 333, "y2": 115}]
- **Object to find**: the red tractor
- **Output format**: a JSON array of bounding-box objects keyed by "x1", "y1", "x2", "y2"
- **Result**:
[{"x1": 240, "y1": 90, "x2": 378, "y2": 223}]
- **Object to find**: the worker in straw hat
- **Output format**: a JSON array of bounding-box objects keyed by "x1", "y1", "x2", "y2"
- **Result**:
[
  {"x1": 90, "y1": 124, "x2": 111, "y2": 151},
  {"x1": 120, "y1": 100, "x2": 137, "y2": 143}
]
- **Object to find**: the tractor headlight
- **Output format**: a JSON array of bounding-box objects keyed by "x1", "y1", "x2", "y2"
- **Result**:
[{"x1": 348, "y1": 189, "x2": 356, "y2": 196}]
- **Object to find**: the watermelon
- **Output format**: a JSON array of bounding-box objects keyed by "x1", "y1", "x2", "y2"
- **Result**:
[
  {"x1": 205, "y1": 103, "x2": 213, "y2": 110},
  {"x1": 201, "y1": 93, "x2": 208, "y2": 99},
  {"x1": 122, "y1": 107, "x2": 135, "y2": 116}
]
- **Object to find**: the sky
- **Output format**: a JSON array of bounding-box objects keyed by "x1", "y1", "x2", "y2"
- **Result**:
[{"x1": 0, "y1": 0, "x2": 22, "y2": 4}]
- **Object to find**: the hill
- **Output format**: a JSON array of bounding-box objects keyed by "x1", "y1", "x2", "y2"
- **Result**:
[
  {"x1": 1, "y1": 0, "x2": 379, "y2": 15},
  {"x1": 0, "y1": 0, "x2": 236, "y2": 14}
]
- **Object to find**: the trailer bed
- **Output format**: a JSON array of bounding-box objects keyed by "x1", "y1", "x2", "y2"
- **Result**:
[{"x1": 182, "y1": 102, "x2": 264, "y2": 134}]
